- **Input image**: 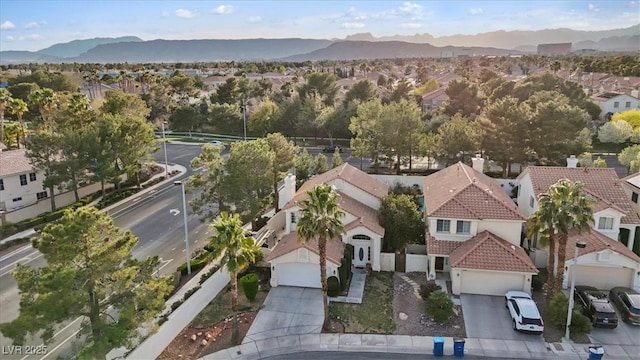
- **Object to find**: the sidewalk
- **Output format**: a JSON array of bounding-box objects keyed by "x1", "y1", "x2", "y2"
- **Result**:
[{"x1": 202, "y1": 333, "x2": 637, "y2": 360}]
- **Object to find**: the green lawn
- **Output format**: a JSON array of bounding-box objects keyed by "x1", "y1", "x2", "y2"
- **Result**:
[{"x1": 329, "y1": 271, "x2": 396, "y2": 334}]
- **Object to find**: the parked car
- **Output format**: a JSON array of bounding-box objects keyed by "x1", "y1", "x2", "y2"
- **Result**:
[
  {"x1": 322, "y1": 144, "x2": 342, "y2": 153},
  {"x1": 208, "y1": 140, "x2": 224, "y2": 147},
  {"x1": 574, "y1": 285, "x2": 618, "y2": 328},
  {"x1": 609, "y1": 287, "x2": 640, "y2": 325},
  {"x1": 505, "y1": 291, "x2": 544, "y2": 334}
]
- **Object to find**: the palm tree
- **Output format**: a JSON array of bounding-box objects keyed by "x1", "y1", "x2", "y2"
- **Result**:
[
  {"x1": 10, "y1": 98, "x2": 28, "y2": 147},
  {"x1": 297, "y1": 185, "x2": 345, "y2": 330},
  {"x1": 29, "y1": 88, "x2": 57, "y2": 131},
  {"x1": 527, "y1": 179, "x2": 595, "y2": 298},
  {"x1": 0, "y1": 88, "x2": 14, "y2": 147},
  {"x1": 208, "y1": 212, "x2": 261, "y2": 344}
]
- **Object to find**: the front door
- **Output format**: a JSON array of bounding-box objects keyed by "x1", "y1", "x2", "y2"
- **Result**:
[
  {"x1": 435, "y1": 256, "x2": 445, "y2": 271},
  {"x1": 353, "y1": 241, "x2": 371, "y2": 268}
]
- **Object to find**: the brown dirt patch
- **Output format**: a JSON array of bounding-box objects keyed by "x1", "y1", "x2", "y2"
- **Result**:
[
  {"x1": 0, "y1": 240, "x2": 31, "y2": 257},
  {"x1": 392, "y1": 272, "x2": 466, "y2": 338}
]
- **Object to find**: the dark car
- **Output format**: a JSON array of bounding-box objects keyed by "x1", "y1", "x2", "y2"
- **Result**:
[
  {"x1": 322, "y1": 144, "x2": 342, "y2": 153},
  {"x1": 609, "y1": 287, "x2": 640, "y2": 325},
  {"x1": 574, "y1": 285, "x2": 618, "y2": 328}
]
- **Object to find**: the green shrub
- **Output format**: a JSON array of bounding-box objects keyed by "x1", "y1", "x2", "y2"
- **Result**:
[
  {"x1": 424, "y1": 290, "x2": 454, "y2": 323},
  {"x1": 327, "y1": 276, "x2": 340, "y2": 297},
  {"x1": 546, "y1": 292, "x2": 592, "y2": 335},
  {"x1": 170, "y1": 300, "x2": 184, "y2": 311},
  {"x1": 570, "y1": 313, "x2": 593, "y2": 335},
  {"x1": 199, "y1": 265, "x2": 220, "y2": 285},
  {"x1": 240, "y1": 273, "x2": 260, "y2": 301},
  {"x1": 183, "y1": 285, "x2": 201, "y2": 301},
  {"x1": 531, "y1": 274, "x2": 544, "y2": 291},
  {"x1": 420, "y1": 281, "x2": 442, "y2": 299}
]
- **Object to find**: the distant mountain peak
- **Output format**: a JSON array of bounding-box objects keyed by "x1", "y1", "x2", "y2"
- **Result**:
[{"x1": 37, "y1": 36, "x2": 143, "y2": 58}]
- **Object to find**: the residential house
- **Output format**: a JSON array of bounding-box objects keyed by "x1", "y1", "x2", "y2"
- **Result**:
[
  {"x1": 423, "y1": 159, "x2": 538, "y2": 296},
  {"x1": 516, "y1": 162, "x2": 640, "y2": 290},
  {"x1": 421, "y1": 88, "x2": 448, "y2": 113},
  {"x1": 266, "y1": 163, "x2": 388, "y2": 288},
  {"x1": 621, "y1": 172, "x2": 640, "y2": 216},
  {"x1": 590, "y1": 92, "x2": 640, "y2": 118},
  {"x1": 0, "y1": 149, "x2": 51, "y2": 213}
]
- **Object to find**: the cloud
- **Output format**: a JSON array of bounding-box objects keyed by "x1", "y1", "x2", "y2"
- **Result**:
[
  {"x1": 341, "y1": 22, "x2": 365, "y2": 29},
  {"x1": 175, "y1": 9, "x2": 198, "y2": 18},
  {"x1": 161, "y1": 11, "x2": 170, "y2": 17},
  {"x1": 399, "y1": 2, "x2": 422, "y2": 13},
  {"x1": 0, "y1": 21, "x2": 16, "y2": 30},
  {"x1": 19, "y1": 34, "x2": 44, "y2": 41},
  {"x1": 401, "y1": 23, "x2": 422, "y2": 29},
  {"x1": 213, "y1": 5, "x2": 234, "y2": 15},
  {"x1": 6, "y1": 35, "x2": 14, "y2": 41},
  {"x1": 248, "y1": 16, "x2": 262, "y2": 23},
  {"x1": 24, "y1": 21, "x2": 46, "y2": 29},
  {"x1": 588, "y1": 3, "x2": 600, "y2": 12},
  {"x1": 469, "y1": 8, "x2": 484, "y2": 15}
]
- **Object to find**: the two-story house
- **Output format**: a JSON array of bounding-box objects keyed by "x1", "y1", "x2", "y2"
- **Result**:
[
  {"x1": 621, "y1": 172, "x2": 640, "y2": 217},
  {"x1": 0, "y1": 149, "x2": 52, "y2": 213},
  {"x1": 517, "y1": 164, "x2": 640, "y2": 291},
  {"x1": 423, "y1": 160, "x2": 538, "y2": 296},
  {"x1": 590, "y1": 92, "x2": 640, "y2": 118},
  {"x1": 266, "y1": 164, "x2": 388, "y2": 288}
]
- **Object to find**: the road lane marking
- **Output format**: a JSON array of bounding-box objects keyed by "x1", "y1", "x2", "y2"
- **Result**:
[
  {"x1": 37, "y1": 329, "x2": 80, "y2": 360},
  {"x1": 171, "y1": 247, "x2": 176, "y2": 251},
  {"x1": 0, "y1": 245, "x2": 36, "y2": 262},
  {"x1": 153, "y1": 258, "x2": 174, "y2": 276},
  {"x1": 169, "y1": 209, "x2": 180, "y2": 216},
  {"x1": 0, "y1": 253, "x2": 45, "y2": 277},
  {"x1": 131, "y1": 197, "x2": 141, "y2": 203}
]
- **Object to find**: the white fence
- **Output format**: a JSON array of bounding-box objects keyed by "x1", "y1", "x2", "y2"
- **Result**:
[
  {"x1": 370, "y1": 175, "x2": 425, "y2": 190},
  {"x1": 406, "y1": 254, "x2": 429, "y2": 273},
  {"x1": 380, "y1": 252, "x2": 395, "y2": 271}
]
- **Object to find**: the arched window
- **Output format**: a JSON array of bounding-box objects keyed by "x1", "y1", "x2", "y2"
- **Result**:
[{"x1": 352, "y1": 234, "x2": 371, "y2": 240}]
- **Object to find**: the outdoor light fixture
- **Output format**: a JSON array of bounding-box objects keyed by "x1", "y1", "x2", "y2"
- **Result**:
[
  {"x1": 174, "y1": 180, "x2": 191, "y2": 275},
  {"x1": 565, "y1": 240, "x2": 587, "y2": 341}
]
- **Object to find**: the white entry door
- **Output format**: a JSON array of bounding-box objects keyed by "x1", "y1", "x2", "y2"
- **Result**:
[{"x1": 353, "y1": 241, "x2": 371, "y2": 268}]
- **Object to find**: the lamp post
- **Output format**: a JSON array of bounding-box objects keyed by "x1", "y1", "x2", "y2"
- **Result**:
[
  {"x1": 175, "y1": 181, "x2": 191, "y2": 275},
  {"x1": 565, "y1": 240, "x2": 586, "y2": 341},
  {"x1": 161, "y1": 121, "x2": 169, "y2": 178},
  {"x1": 241, "y1": 98, "x2": 247, "y2": 140}
]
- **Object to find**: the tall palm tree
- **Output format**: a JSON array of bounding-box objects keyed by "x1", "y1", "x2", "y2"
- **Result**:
[
  {"x1": 297, "y1": 185, "x2": 345, "y2": 330},
  {"x1": 208, "y1": 212, "x2": 261, "y2": 344},
  {"x1": 527, "y1": 179, "x2": 595, "y2": 298},
  {"x1": 29, "y1": 88, "x2": 57, "y2": 131},
  {"x1": 10, "y1": 98, "x2": 28, "y2": 147},
  {"x1": 0, "y1": 88, "x2": 14, "y2": 147}
]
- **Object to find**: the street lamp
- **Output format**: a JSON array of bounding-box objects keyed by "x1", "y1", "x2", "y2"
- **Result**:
[
  {"x1": 565, "y1": 240, "x2": 587, "y2": 341},
  {"x1": 161, "y1": 121, "x2": 169, "y2": 178},
  {"x1": 241, "y1": 98, "x2": 247, "y2": 140},
  {"x1": 174, "y1": 180, "x2": 191, "y2": 275}
]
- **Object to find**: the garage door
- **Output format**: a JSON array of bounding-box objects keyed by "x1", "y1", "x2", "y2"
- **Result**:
[
  {"x1": 276, "y1": 263, "x2": 321, "y2": 288},
  {"x1": 460, "y1": 270, "x2": 526, "y2": 296},
  {"x1": 570, "y1": 265, "x2": 634, "y2": 290}
]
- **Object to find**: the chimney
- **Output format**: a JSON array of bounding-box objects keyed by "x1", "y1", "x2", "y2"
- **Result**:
[
  {"x1": 567, "y1": 155, "x2": 578, "y2": 168},
  {"x1": 631, "y1": 89, "x2": 639, "y2": 99},
  {"x1": 278, "y1": 173, "x2": 296, "y2": 210},
  {"x1": 471, "y1": 154, "x2": 485, "y2": 173}
]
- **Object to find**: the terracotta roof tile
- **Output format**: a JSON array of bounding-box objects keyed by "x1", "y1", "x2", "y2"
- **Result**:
[
  {"x1": 423, "y1": 162, "x2": 524, "y2": 221},
  {"x1": 426, "y1": 235, "x2": 463, "y2": 255},
  {"x1": 565, "y1": 229, "x2": 640, "y2": 263},
  {"x1": 522, "y1": 166, "x2": 640, "y2": 225},
  {"x1": 265, "y1": 231, "x2": 345, "y2": 265},
  {"x1": 0, "y1": 149, "x2": 33, "y2": 177},
  {"x1": 338, "y1": 192, "x2": 385, "y2": 236},
  {"x1": 449, "y1": 230, "x2": 538, "y2": 273}
]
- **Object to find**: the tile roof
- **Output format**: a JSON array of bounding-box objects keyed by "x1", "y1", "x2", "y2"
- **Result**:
[
  {"x1": 0, "y1": 149, "x2": 33, "y2": 177},
  {"x1": 426, "y1": 235, "x2": 463, "y2": 255},
  {"x1": 284, "y1": 163, "x2": 388, "y2": 210},
  {"x1": 521, "y1": 166, "x2": 640, "y2": 225},
  {"x1": 421, "y1": 88, "x2": 448, "y2": 101},
  {"x1": 422, "y1": 162, "x2": 524, "y2": 221},
  {"x1": 449, "y1": 230, "x2": 538, "y2": 273},
  {"x1": 265, "y1": 231, "x2": 345, "y2": 265},
  {"x1": 565, "y1": 229, "x2": 640, "y2": 263},
  {"x1": 337, "y1": 191, "x2": 385, "y2": 236}
]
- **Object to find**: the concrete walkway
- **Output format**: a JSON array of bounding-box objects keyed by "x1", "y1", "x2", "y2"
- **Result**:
[
  {"x1": 330, "y1": 269, "x2": 366, "y2": 304},
  {"x1": 242, "y1": 287, "x2": 324, "y2": 343}
]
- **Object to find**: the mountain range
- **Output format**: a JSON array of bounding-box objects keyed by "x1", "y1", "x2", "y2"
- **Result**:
[{"x1": 0, "y1": 25, "x2": 637, "y2": 64}]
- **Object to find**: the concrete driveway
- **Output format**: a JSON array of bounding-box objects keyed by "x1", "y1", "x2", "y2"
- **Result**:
[
  {"x1": 242, "y1": 286, "x2": 324, "y2": 343},
  {"x1": 586, "y1": 312, "x2": 640, "y2": 346},
  {"x1": 460, "y1": 294, "x2": 545, "y2": 342}
]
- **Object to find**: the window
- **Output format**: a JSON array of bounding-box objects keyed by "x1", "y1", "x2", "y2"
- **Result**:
[
  {"x1": 529, "y1": 195, "x2": 535, "y2": 208},
  {"x1": 36, "y1": 191, "x2": 48, "y2": 200},
  {"x1": 29, "y1": 172, "x2": 36, "y2": 182},
  {"x1": 597, "y1": 217, "x2": 614, "y2": 230},
  {"x1": 20, "y1": 174, "x2": 27, "y2": 186},
  {"x1": 456, "y1": 220, "x2": 471, "y2": 234},
  {"x1": 0, "y1": 179, "x2": 3, "y2": 191},
  {"x1": 625, "y1": 101, "x2": 631, "y2": 108},
  {"x1": 367, "y1": 247, "x2": 371, "y2": 261},
  {"x1": 613, "y1": 101, "x2": 619, "y2": 108},
  {"x1": 290, "y1": 212, "x2": 296, "y2": 224},
  {"x1": 633, "y1": 192, "x2": 638, "y2": 203},
  {"x1": 13, "y1": 197, "x2": 22, "y2": 202},
  {"x1": 436, "y1": 219, "x2": 450, "y2": 233}
]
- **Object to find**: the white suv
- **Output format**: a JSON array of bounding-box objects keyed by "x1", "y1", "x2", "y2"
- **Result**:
[{"x1": 505, "y1": 291, "x2": 544, "y2": 334}]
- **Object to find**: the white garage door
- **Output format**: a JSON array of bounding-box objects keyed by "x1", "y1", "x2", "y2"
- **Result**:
[
  {"x1": 570, "y1": 265, "x2": 634, "y2": 290},
  {"x1": 276, "y1": 263, "x2": 321, "y2": 288},
  {"x1": 460, "y1": 270, "x2": 526, "y2": 296}
]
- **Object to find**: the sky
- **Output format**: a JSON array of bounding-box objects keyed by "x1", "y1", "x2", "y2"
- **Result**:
[{"x1": 0, "y1": 0, "x2": 638, "y2": 52}]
